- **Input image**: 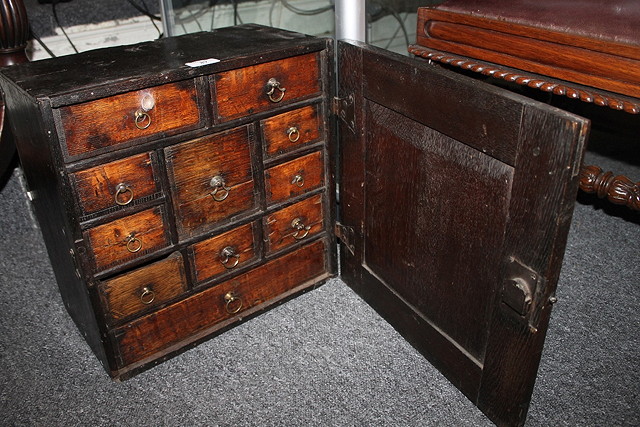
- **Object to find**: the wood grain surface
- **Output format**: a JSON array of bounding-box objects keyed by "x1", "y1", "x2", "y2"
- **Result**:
[
  {"x1": 264, "y1": 193, "x2": 324, "y2": 253},
  {"x1": 264, "y1": 150, "x2": 324, "y2": 204},
  {"x1": 60, "y1": 80, "x2": 202, "y2": 157},
  {"x1": 262, "y1": 104, "x2": 322, "y2": 157},
  {"x1": 215, "y1": 53, "x2": 321, "y2": 121}
]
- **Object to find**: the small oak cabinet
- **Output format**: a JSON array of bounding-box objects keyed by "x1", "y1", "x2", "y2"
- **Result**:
[{"x1": 0, "y1": 25, "x2": 588, "y2": 427}]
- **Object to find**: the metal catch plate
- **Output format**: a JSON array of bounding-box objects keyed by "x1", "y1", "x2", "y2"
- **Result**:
[{"x1": 332, "y1": 95, "x2": 355, "y2": 134}]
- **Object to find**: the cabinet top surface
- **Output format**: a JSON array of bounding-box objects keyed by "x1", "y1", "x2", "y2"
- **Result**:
[{"x1": 0, "y1": 24, "x2": 326, "y2": 101}]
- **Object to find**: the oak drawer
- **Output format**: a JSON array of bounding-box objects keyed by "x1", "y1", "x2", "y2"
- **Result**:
[
  {"x1": 114, "y1": 239, "x2": 327, "y2": 367},
  {"x1": 84, "y1": 206, "x2": 170, "y2": 271},
  {"x1": 265, "y1": 151, "x2": 324, "y2": 205},
  {"x1": 59, "y1": 80, "x2": 202, "y2": 158},
  {"x1": 215, "y1": 53, "x2": 321, "y2": 122},
  {"x1": 264, "y1": 194, "x2": 324, "y2": 253},
  {"x1": 190, "y1": 222, "x2": 258, "y2": 284},
  {"x1": 262, "y1": 104, "x2": 323, "y2": 158},
  {"x1": 99, "y1": 252, "x2": 187, "y2": 325},
  {"x1": 165, "y1": 126, "x2": 256, "y2": 239},
  {"x1": 71, "y1": 152, "x2": 159, "y2": 217}
]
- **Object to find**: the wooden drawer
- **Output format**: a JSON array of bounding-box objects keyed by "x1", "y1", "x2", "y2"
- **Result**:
[
  {"x1": 59, "y1": 80, "x2": 202, "y2": 158},
  {"x1": 114, "y1": 239, "x2": 327, "y2": 367},
  {"x1": 265, "y1": 151, "x2": 324, "y2": 205},
  {"x1": 190, "y1": 222, "x2": 258, "y2": 284},
  {"x1": 84, "y1": 206, "x2": 170, "y2": 271},
  {"x1": 99, "y1": 252, "x2": 187, "y2": 325},
  {"x1": 71, "y1": 152, "x2": 159, "y2": 217},
  {"x1": 165, "y1": 126, "x2": 256, "y2": 239},
  {"x1": 262, "y1": 104, "x2": 323, "y2": 158},
  {"x1": 215, "y1": 53, "x2": 321, "y2": 122},
  {"x1": 264, "y1": 194, "x2": 324, "y2": 253}
]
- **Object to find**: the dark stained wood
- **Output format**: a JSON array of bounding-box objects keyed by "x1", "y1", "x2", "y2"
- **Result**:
[
  {"x1": 338, "y1": 40, "x2": 588, "y2": 427},
  {"x1": 164, "y1": 126, "x2": 256, "y2": 239},
  {"x1": 264, "y1": 193, "x2": 324, "y2": 253},
  {"x1": 416, "y1": 3, "x2": 640, "y2": 98},
  {"x1": 579, "y1": 165, "x2": 640, "y2": 211},
  {"x1": 261, "y1": 104, "x2": 323, "y2": 157},
  {"x1": 59, "y1": 80, "x2": 203, "y2": 158},
  {"x1": 70, "y1": 152, "x2": 157, "y2": 215},
  {"x1": 264, "y1": 150, "x2": 324, "y2": 204},
  {"x1": 215, "y1": 53, "x2": 321, "y2": 122},
  {"x1": 84, "y1": 206, "x2": 170, "y2": 271},
  {"x1": 362, "y1": 43, "x2": 521, "y2": 166},
  {"x1": 114, "y1": 239, "x2": 327, "y2": 367},
  {"x1": 191, "y1": 221, "x2": 257, "y2": 283},
  {"x1": 99, "y1": 252, "x2": 187, "y2": 325},
  {"x1": 0, "y1": 0, "x2": 29, "y2": 181},
  {"x1": 364, "y1": 101, "x2": 512, "y2": 362}
]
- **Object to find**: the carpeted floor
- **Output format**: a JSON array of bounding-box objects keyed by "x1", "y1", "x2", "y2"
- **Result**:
[{"x1": 0, "y1": 142, "x2": 638, "y2": 425}]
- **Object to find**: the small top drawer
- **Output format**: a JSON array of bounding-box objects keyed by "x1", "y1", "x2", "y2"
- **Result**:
[
  {"x1": 99, "y1": 252, "x2": 187, "y2": 325},
  {"x1": 215, "y1": 52, "x2": 321, "y2": 122},
  {"x1": 84, "y1": 206, "x2": 170, "y2": 271},
  {"x1": 71, "y1": 152, "x2": 159, "y2": 218},
  {"x1": 262, "y1": 104, "x2": 323, "y2": 158},
  {"x1": 59, "y1": 80, "x2": 203, "y2": 159},
  {"x1": 165, "y1": 126, "x2": 256, "y2": 239}
]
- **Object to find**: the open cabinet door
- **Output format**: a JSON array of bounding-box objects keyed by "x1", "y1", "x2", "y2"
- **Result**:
[{"x1": 337, "y1": 41, "x2": 589, "y2": 426}]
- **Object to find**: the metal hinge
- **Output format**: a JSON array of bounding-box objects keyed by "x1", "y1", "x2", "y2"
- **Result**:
[
  {"x1": 332, "y1": 95, "x2": 355, "y2": 134},
  {"x1": 334, "y1": 222, "x2": 355, "y2": 256},
  {"x1": 501, "y1": 257, "x2": 552, "y2": 333}
]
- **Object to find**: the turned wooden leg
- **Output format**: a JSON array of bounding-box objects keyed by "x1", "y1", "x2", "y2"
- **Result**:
[
  {"x1": 0, "y1": 0, "x2": 30, "y2": 180},
  {"x1": 579, "y1": 165, "x2": 640, "y2": 211}
]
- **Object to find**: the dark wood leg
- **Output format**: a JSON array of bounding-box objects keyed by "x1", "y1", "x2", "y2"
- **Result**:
[
  {"x1": 0, "y1": 0, "x2": 30, "y2": 182},
  {"x1": 579, "y1": 165, "x2": 640, "y2": 211}
]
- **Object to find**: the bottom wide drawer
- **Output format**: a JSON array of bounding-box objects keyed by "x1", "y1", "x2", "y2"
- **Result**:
[{"x1": 113, "y1": 239, "x2": 327, "y2": 368}]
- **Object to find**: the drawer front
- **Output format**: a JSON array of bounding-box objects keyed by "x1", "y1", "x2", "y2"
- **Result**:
[
  {"x1": 262, "y1": 105, "x2": 322, "y2": 157},
  {"x1": 100, "y1": 252, "x2": 187, "y2": 325},
  {"x1": 115, "y1": 239, "x2": 327, "y2": 367},
  {"x1": 85, "y1": 206, "x2": 170, "y2": 271},
  {"x1": 165, "y1": 126, "x2": 256, "y2": 239},
  {"x1": 265, "y1": 151, "x2": 324, "y2": 205},
  {"x1": 191, "y1": 222, "x2": 257, "y2": 284},
  {"x1": 215, "y1": 53, "x2": 321, "y2": 122},
  {"x1": 264, "y1": 194, "x2": 324, "y2": 253},
  {"x1": 60, "y1": 80, "x2": 202, "y2": 158},
  {"x1": 71, "y1": 152, "x2": 158, "y2": 217}
]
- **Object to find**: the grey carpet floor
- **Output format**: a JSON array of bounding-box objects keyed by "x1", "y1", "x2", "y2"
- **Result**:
[{"x1": 0, "y1": 146, "x2": 638, "y2": 426}]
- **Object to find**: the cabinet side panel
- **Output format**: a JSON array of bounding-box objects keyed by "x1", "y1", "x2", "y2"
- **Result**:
[{"x1": 0, "y1": 80, "x2": 111, "y2": 372}]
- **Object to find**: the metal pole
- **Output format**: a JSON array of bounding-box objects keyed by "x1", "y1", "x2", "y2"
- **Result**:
[
  {"x1": 159, "y1": 0, "x2": 176, "y2": 37},
  {"x1": 335, "y1": 0, "x2": 366, "y2": 42}
]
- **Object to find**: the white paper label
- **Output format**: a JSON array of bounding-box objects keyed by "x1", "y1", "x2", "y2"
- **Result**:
[{"x1": 185, "y1": 58, "x2": 220, "y2": 67}]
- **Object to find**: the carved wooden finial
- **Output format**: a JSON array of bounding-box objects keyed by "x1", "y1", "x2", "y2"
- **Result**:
[
  {"x1": 579, "y1": 165, "x2": 640, "y2": 211},
  {"x1": 0, "y1": 0, "x2": 30, "y2": 66}
]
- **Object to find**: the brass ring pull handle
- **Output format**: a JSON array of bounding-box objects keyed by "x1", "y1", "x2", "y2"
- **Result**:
[
  {"x1": 224, "y1": 291, "x2": 243, "y2": 314},
  {"x1": 219, "y1": 246, "x2": 240, "y2": 269},
  {"x1": 291, "y1": 174, "x2": 305, "y2": 188},
  {"x1": 266, "y1": 77, "x2": 286, "y2": 103},
  {"x1": 114, "y1": 183, "x2": 134, "y2": 206},
  {"x1": 287, "y1": 126, "x2": 300, "y2": 142},
  {"x1": 134, "y1": 110, "x2": 151, "y2": 130},
  {"x1": 209, "y1": 175, "x2": 231, "y2": 202},
  {"x1": 125, "y1": 234, "x2": 143, "y2": 253},
  {"x1": 140, "y1": 286, "x2": 155, "y2": 305},
  {"x1": 291, "y1": 217, "x2": 311, "y2": 240}
]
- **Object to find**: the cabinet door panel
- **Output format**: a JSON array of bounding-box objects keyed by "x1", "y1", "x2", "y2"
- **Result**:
[{"x1": 338, "y1": 41, "x2": 588, "y2": 427}]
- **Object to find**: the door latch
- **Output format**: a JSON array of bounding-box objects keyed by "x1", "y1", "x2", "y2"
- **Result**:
[{"x1": 501, "y1": 257, "x2": 547, "y2": 332}]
